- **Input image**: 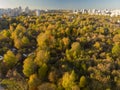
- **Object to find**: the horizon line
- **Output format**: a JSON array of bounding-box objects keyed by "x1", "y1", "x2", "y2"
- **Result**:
[{"x1": 1, "y1": 6, "x2": 120, "y2": 10}]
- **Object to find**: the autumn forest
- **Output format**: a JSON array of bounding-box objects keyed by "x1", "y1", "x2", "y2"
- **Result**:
[{"x1": 0, "y1": 13, "x2": 120, "y2": 90}]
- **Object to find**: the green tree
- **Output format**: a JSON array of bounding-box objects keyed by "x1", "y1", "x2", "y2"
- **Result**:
[
  {"x1": 112, "y1": 43, "x2": 120, "y2": 56},
  {"x1": 38, "y1": 63, "x2": 48, "y2": 80},
  {"x1": 79, "y1": 76, "x2": 87, "y2": 88},
  {"x1": 66, "y1": 42, "x2": 81, "y2": 60}
]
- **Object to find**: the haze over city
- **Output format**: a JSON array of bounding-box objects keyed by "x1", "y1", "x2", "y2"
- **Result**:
[{"x1": 0, "y1": 0, "x2": 120, "y2": 9}]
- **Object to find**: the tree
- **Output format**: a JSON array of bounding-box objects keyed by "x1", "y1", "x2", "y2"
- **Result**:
[
  {"x1": 21, "y1": 36, "x2": 30, "y2": 46},
  {"x1": 48, "y1": 70, "x2": 58, "y2": 83},
  {"x1": 71, "y1": 42, "x2": 81, "y2": 52},
  {"x1": 62, "y1": 71, "x2": 76, "y2": 90},
  {"x1": 11, "y1": 24, "x2": 26, "y2": 40},
  {"x1": 34, "y1": 50, "x2": 50, "y2": 66},
  {"x1": 15, "y1": 24, "x2": 26, "y2": 32},
  {"x1": 113, "y1": 34, "x2": 120, "y2": 43},
  {"x1": 38, "y1": 63, "x2": 48, "y2": 80},
  {"x1": 72, "y1": 85, "x2": 80, "y2": 90},
  {"x1": 28, "y1": 74, "x2": 40, "y2": 90},
  {"x1": 62, "y1": 37, "x2": 70, "y2": 48},
  {"x1": 38, "y1": 83, "x2": 56, "y2": 90},
  {"x1": 79, "y1": 76, "x2": 87, "y2": 88},
  {"x1": 37, "y1": 31, "x2": 55, "y2": 49},
  {"x1": 66, "y1": 42, "x2": 81, "y2": 60},
  {"x1": 4, "y1": 50, "x2": 18, "y2": 68},
  {"x1": 1, "y1": 30, "x2": 11, "y2": 38},
  {"x1": 23, "y1": 56, "x2": 36, "y2": 77},
  {"x1": 112, "y1": 43, "x2": 120, "y2": 57},
  {"x1": 14, "y1": 38, "x2": 22, "y2": 49},
  {"x1": 94, "y1": 42, "x2": 101, "y2": 49}
]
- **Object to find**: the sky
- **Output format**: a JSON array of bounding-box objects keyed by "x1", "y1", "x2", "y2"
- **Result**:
[{"x1": 0, "y1": 0, "x2": 120, "y2": 10}]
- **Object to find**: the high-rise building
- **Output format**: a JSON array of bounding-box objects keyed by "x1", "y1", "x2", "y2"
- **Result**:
[
  {"x1": 18, "y1": 6, "x2": 22, "y2": 14},
  {"x1": 25, "y1": 6, "x2": 30, "y2": 14},
  {"x1": 36, "y1": 10, "x2": 40, "y2": 16}
]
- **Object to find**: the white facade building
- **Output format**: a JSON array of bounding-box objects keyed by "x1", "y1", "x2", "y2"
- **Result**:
[
  {"x1": 72, "y1": 9, "x2": 120, "y2": 17},
  {"x1": 0, "y1": 6, "x2": 23, "y2": 17},
  {"x1": 110, "y1": 10, "x2": 120, "y2": 17},
  {"x1": 36, "y1": 10, "x2": 40, "y2": 16}
]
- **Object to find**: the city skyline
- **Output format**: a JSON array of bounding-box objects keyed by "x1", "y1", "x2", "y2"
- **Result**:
[{"x1": 0, "y1": 0, "x2": 120, "y2": 10}]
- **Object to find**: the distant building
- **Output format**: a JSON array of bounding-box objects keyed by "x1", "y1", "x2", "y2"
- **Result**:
[
  {"x1": 73, "y1": 10, "x2": 78, "y2": 14},
  {"x1": 45, "y1": 9, "x2": 48, "y2": 12},
  {"x1": 25, "y1": 6, "x2": 30, "y2": 14},
  {"x1": 1, "y1": 7, "x2": 120, "y2": 17},
  {"x1": 36, "y1": 10, "x2": 40, "y2": 16},
  {"x1": 0, "y1": 9, "x2": 3, "y2": 17},
  {"x1": 18, "y1": 6, "x2": 22, "y2": 14},
  {"x1": 82, "y1": 9, "x2": 88, "y2": 14},
  {"x1": 110, "y1": 10, "x2": 120, "y2": 17}
]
